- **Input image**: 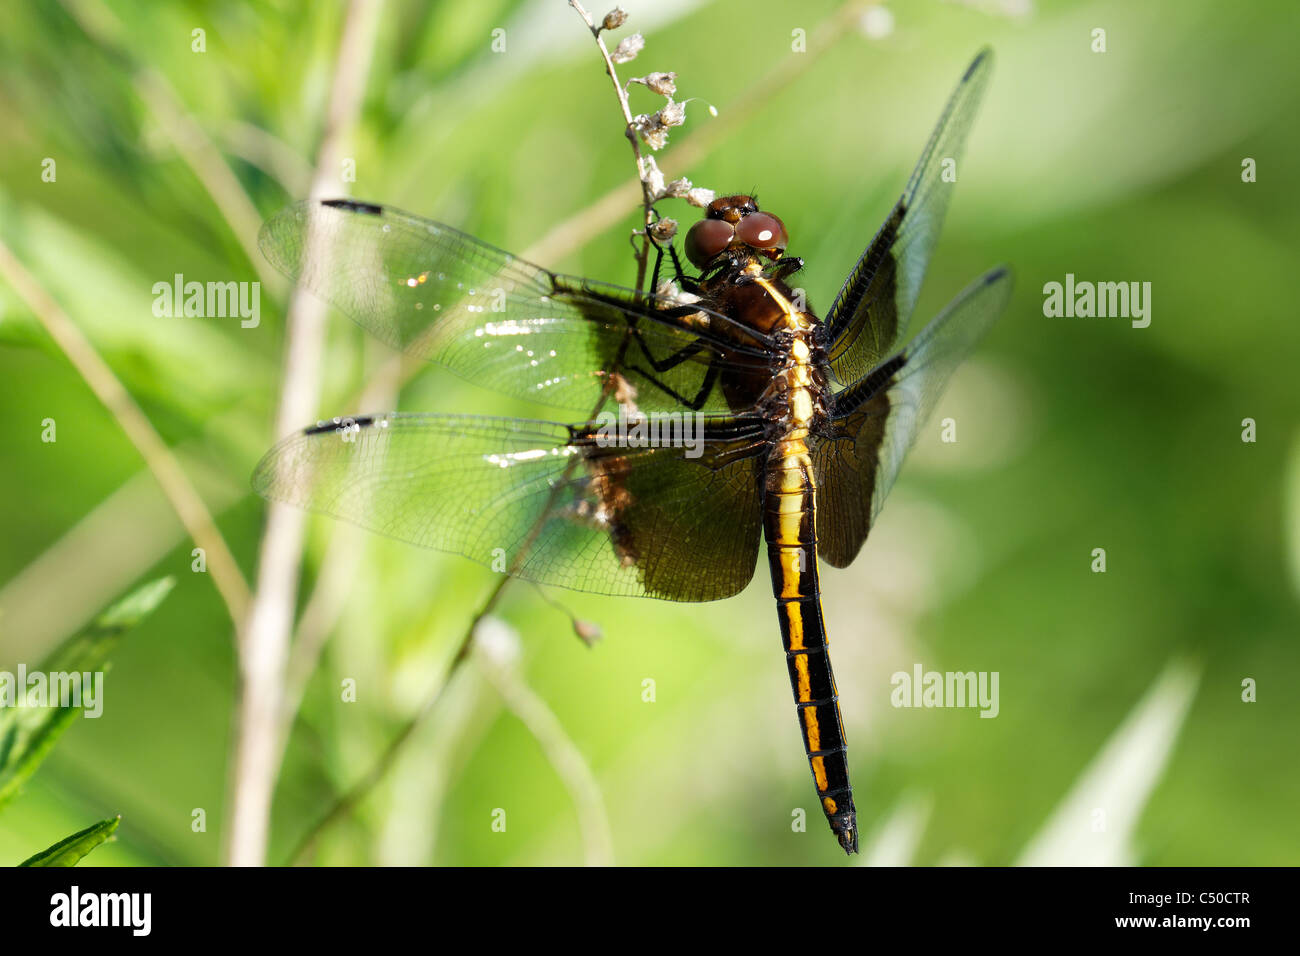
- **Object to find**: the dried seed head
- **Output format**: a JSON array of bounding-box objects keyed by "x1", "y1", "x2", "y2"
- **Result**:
[
  {"x1": 611, "y1": 372, "x2": 640, "y2": 410},
  {"x1": 602, "y1": 7, "x2": 628, "y2": 31},
  {"x1": 642, "y1": 155, "x2": 665, "y2": 197},
  {"x1": 686, "y1": 187, "x2": 716, "y2": 208},
  {"x1": 656, "y1": 281, "x2": 701, "y2": 308},
  {"x1": 649, "y1": 217, "x2": 678, "y2": 242},
  {"x1": 574, "y1": 619, "x2": 603, "y2": 646},
  {"x1": 631, "y1": 101, "x2": 687, "y2": 151},
  {"x1": 663, "y1": 178, "x2": 693, "y2": 198},
  {"x1": 632, "y1": 112, "x2": 670, "y2": 150},
  {"x1": 643, "y1": 127, "x2": 669, "y2": 150},
  {"x1": 658, "y1": 100, "x2": 687, "y2": 128},
  {"x1": 634, "y1": 71, "x2": 678, "y2": 97},
  {"x1": 610, "y1": 32, "x2": 644, "y2": 64}
]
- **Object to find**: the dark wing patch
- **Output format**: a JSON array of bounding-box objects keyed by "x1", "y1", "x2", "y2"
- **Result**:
[
  {"x1": 815, "y1": 266, "x2": 1012, "y2": 567},
  {"x1": 253, "y1": 411, "x2": 768, "y2": 601}
]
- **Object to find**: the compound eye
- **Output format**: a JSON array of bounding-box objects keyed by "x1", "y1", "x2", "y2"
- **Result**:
[
  {"x1": 735, "y1": 211, "x2": 787, "y2": 252},
  {"x1": 684, "y1": 218, "x2": 735, "y2": 268}
]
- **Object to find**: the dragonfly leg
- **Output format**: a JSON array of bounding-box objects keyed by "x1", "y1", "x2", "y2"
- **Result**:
[
  {"x1": 623, "y1": 350, "x2": 721, "y2": 412},
  {"x1": 629, "y1": 325, "x2": 708, "y2": 373},
  {"x1": 667, "y1": 243, "x2": 704, "y2": 295},
  {"x1": 769, "y1": 256, "x2": 805, "y2": 281},
  {"x1": 646, "y1": 221, "x2": 704, "y2": 296}
]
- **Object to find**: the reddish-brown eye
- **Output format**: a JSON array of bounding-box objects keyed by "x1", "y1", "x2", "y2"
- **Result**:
[
  {"x1": 736, "y1": 211, "x2": 788, "y2": 252},
  {"x1": 684, "y1": 218, "x2": 735, "y2": 268}
]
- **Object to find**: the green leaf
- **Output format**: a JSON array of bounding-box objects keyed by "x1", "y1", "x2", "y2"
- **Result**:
[
  {"x1": 0, "y1": 576, "x2": 175, "y2": 809},
  {"x1": 18, "y1": 816, "x2": 120, "y2": 867}
]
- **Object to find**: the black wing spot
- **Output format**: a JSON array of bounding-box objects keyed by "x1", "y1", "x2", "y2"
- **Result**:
[
  {"x1": 321, "y1": 199, "x2": 383, "y2": 215},
  {"x1": 303, "y1": 414, "x2": 381, "y2": 436}
]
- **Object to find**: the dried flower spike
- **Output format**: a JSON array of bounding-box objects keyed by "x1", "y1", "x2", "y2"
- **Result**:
[
  {"x1": 642, "y1": 155, "x2": 666, "y2": 198},
  {"x1": 630, "y1": 112, "x2": 665, "y2": 150},
  {"x1": 649, "y1": 218, "x2": 678, "y2": 242},
  {"x1": 663, "y1": 178, "x2": 694, "y2": 198},
  {"x1": 573, "y1": 619, "x2": 603, "y2": 646},
  {"x1": 657, "y1": 100, "x2": 686, "y2": 128},
  {"x1": 686, "y1": 187, "x2": 716, "y2": 208},
  {"x1": 632, "y1": 71, "x2": 678, "y2": 97},
  {"x1": 610, "y1": 33, "x2": 644, "y2": 64}
]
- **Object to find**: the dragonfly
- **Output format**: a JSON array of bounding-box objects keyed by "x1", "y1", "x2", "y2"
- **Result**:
[{"x1": 253, "y1": 49, "x2": 1010, "y2": 856}]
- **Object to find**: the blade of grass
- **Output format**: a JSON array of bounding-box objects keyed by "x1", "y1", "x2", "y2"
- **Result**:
[
  {"x1": 1016, "y1": 659, "x2": 1201, "y2": 866},
  {"x1": 0, "y1": 577, "x2": 175, "y2": 809},
  {"x1": 18, "y1": 816, "x2": 121, "y2": 867}
]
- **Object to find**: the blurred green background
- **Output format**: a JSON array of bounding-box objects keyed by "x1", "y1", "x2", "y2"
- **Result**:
[{"x1": 1, "y1": 0, "x2": 1297, "y2": 866}]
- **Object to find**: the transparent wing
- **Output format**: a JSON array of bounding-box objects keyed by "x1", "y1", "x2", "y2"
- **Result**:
[
  {"x1": 259, "y1": 200, "x2": 778, "y2": 414},
  {"x1": 814, "y1": 266, "x2": 1012, "y2": 567},
  {"x1": 823, "y1": 49, "x2": 994, "y2": 386},
  {"x1": 252, "y1": 411, "x2": 768, "y2": 601}
]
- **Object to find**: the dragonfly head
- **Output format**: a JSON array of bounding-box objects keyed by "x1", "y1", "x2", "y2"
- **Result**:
[{"x1": 684, "y1": 194, "x2": 789, "y2": 269}]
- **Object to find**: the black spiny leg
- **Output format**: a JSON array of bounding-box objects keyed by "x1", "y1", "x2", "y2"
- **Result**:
[
  {"x1": 625, "y1": 349, "x2": 722, "y2": 411},
  {"x1": 631, "y1": 323, "x2": 707, "y2": 372},
  {"x1": 770, "y1": 256, "x2": 804, "y2": 281},
  {"x1": 647, "y1": 234, "x2": 668, "y2": 299},
  {"x1": 646, "y1": 228, "x2": 705, "y2": 297},
  {"x1": 620, "y1": 324, "x2": 715, "y2": 409},
  {"x1": 667, "y1": 244, "x2": 703, "y2": 295},
  {"x1": 574, "y1": 237, "x2": 728, "y2": 411}
]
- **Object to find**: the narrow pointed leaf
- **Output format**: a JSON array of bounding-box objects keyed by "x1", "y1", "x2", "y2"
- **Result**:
[
  {"x1": 18, "y1": 816, "x2": 121, "y2": 867},
  {"x1": 0, "y1": 577, "x2": 174, "y2": 808}
]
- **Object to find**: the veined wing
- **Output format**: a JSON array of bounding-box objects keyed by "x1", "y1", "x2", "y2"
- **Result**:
[
  {"x1": 823, "y1": 49, "x2": 994, "y2": 386},
  {"x1": 814, "y1": 266, "x2": 1012, "y2": 567},
  {"x1": 252, "y1": 411, "x2": 768, "y2": 601},
  {"x1": 259, "y1": 200, "x2": 778, "y2": 414}
]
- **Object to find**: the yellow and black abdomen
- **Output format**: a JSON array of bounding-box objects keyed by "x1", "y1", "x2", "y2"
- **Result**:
[{"x1": 762, "y1": 441, "x2": 858, "y2": 854}]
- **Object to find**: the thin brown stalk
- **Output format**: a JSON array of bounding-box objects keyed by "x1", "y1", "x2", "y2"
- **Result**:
[
  {"x1": 225, "y1": 0, "x2": 383, "y2": 868},
  {"x1": 0, "y1": 239, "x2": 251, "y2": 624},
  {"x1": 286, "y1": 574, "x2": 513, "y2": 864},
  {"x1": 568, "y1": 1, "x2": 659, "y2": 289}
]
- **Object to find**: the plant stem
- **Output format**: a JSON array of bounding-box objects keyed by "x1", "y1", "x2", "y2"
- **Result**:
[{"x1": 225, "y1": 0, "x2": 382, "y2": 868}]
